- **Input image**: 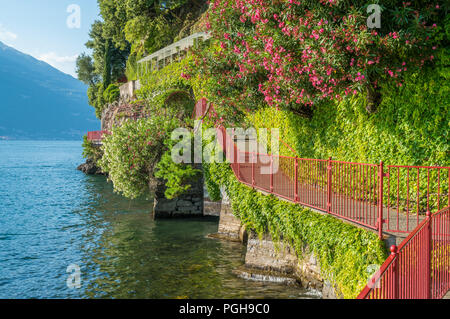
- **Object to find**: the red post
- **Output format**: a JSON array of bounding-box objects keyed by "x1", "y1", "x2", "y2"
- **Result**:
[
  {"x1": 221, "y1": 127, "x2": 226, "y2": 158},
  {"x1": 237, "y1": 151, "x2": 240, "y2": 180},
  {"x1": 252, "y1": 153, "x2": 255, "y2": 187},
  {"x1": 426, "y1": 211, "x2": 432, "y2": 299},
  {"x1": 378, "y1": 161, "x2": 384, "y2": 239},
  {"x1": 391, "y1": 245, "x2": 399, "y2": 299},
  {"x1": 270, "y1": 155, "x2": 274, "y2": 193},
  {"x1": 327, "y1": 157, "x2": 332, "y2": 213},
  {"x1": 294, "y1": 158, "x2": 298, "y2": 202}
]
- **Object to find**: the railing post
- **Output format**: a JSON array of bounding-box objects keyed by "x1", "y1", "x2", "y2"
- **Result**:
[
  {"x1": 237, "y1": 151, "x2": 240, "y2": 180},
  {"x1": 221, "y1": 127, "x2": 226, "y2": 159},
  {"x1": 391, "y1": 245, "x2": 399, "y2": 299},
  {"x1": 294, "y1": 157, "x2": 298, "y2": 202},
  {"x1": 270, "y1": 155, "x2": 274, "y2": 193},
  {"x1": 426, "y1": 211, "x2": 432, "y2": 299},
  {"x1": 327, "y1": 157, "x2": 332, "y2": 214},
  {"x1": 378, "y1": 161, "x2": 384, "y2": 239},
  {"x1": 252, "y1": 153, "x2": 255, "y2": 187}
]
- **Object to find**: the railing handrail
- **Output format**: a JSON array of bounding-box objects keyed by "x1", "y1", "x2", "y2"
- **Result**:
[
  {"x1": 196, "y1": 100, "x2": 450, "y2": 235},
  {"x1": 357, "y1": 206, "x2": 449, "y2": 299},
  {"x1": 357, "y1": 253, "x2": 397, "y2": 299},
  {"x1": 87, "y1": 130, "x2": 110, "y2": 142}
]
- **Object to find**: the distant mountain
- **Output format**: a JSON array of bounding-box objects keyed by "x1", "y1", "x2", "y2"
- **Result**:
[{"x1": 0, "y1": 41, "x2": 99, "y2": 140}]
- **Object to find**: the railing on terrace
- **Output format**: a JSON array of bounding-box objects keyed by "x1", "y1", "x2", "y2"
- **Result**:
[
  {"x1": 357, "y1": 206, "x2": 450, "y2": 299},
  {"x1": 87, "y1": 131, "x2": 109, "y2": 143},
  {"x1": 214, "y1": 124, "x2": 450, "y2": 238},
  {"x1": 138, "y1": 32, "x2": 210, "y2": 73}
]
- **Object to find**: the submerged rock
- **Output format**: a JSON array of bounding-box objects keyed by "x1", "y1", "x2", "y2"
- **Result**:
[{"x1": 77, "y1": 159, "x2": 104, "y2": 175}]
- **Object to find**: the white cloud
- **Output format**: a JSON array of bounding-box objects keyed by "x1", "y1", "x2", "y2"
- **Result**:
[
  {"x1": 0, "y1": 25, "x2": 17, "y2": 43},
  {"x1": 37, "y1": 52, "x2": 79, "y2": 77}
]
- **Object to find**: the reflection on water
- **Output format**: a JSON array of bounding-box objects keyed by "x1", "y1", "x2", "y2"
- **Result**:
[{"x1": 0, "y1": 141, "x2": 318, "y2": 299}]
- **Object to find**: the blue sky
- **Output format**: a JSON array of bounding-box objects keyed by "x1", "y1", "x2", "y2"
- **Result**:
[{"x1": 0, "y1": 0, "x2": 100, "y2": 77}]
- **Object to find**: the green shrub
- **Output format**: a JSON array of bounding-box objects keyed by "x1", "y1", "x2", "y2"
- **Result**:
[
  {"x1": 82, "y1": 135, "x2": 103, "y2": 163},
  {"x1": 103, "y1": 83, "x2": 120, "y2": 104},
  {"x1": 98, "y1": 116, "x2": 182, "y2": 199},
  {"x1": 155, "y1": 137, "x2": 202, "y2": 199}
]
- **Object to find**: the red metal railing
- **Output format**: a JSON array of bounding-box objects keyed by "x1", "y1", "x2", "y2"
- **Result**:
[
  {"x1": 197, "y1": 100, "x2": 450, "y2": 238},
  {"x1": 215, "y1": 125, "x2": 449, "y2": 237},
  {"x1": 384, "y1": 165, "x2": 450, "y2": 233},
  {"x1": 357, "y1": 206, "x2": 450, "y2": 299},
  {"x1": 87, "y1": 130, "x2": 109, "y2": 142},
  {"x1": 216, "y1": 125, "x2": 383, "y2": 233},
  {"x1": 192, "y1": 98, "x2": 216, "y2": 120}
]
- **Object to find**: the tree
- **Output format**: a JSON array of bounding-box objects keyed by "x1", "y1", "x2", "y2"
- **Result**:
[
  {"x1": 76, "y1": 53, "x2": 98, "y2": 86},
  {"x1": 103, "y1": 39, "x2": 112, "y2": 89}
]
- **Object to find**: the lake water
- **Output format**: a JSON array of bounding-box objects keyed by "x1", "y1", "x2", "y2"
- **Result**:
[{"x1": 0, "y1": 141, "x2": 318, "y2": 299}]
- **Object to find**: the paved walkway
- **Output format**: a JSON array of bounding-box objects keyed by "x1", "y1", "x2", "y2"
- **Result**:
[{"x1": 234, "y1": 162, "x2": 425, "y2": 244}]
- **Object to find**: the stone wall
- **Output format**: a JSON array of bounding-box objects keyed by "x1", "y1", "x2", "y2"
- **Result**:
[
  {"x1": 242, "y1": 230, "x2": 342, "y2": 299},
  {"x1": 203, "y1": 184, "x2": 221, "y2": 217},
  {"x1": 119, "y1": 80, "x2": 141, "y2": 102},
  {"x1": 209, "y1": 188, "x2": 247, "y2": 242},
  {"x1": 210, "y1": 188, "x2": 342, "y2": 298},
  {"x1": 152, "y1": 164, "x2": 204, "y2": 219}
]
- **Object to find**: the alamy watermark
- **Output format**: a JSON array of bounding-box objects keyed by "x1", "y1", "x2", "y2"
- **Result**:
[
  {"x1": 171, "y1": 121, "x2": 280, "y2": 174},
  {"x1": 66, "y1": 264, "x2": 82, "y2": 289},
  {"x1": 367, "y1": 4, "x2": 381, "y2": 29},
  {"x1": 366, "y1": 264, "x2": 381, "y2": 289},
  {"x1": 67, "y1": 4, "x2": 81, "y2": 29}
]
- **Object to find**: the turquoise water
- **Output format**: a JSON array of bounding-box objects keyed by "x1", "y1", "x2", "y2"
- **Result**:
[{"x1": 0, "y1": 141, "x2": 317, "y2": 299}]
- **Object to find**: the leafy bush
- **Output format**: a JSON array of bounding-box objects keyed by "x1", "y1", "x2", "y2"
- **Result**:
[
  {"x1": 82, "y1": 135, "x2": 103, "y2": 163},
  {"x1": 99, "y1": 116, "x2": 182, "y2": 199},
  {"x1": 103, "y1": 83, "x2": 120, "y2": 104},
  {"x1": 155, "y1": 145, "x2": 202, "y2": 199}
]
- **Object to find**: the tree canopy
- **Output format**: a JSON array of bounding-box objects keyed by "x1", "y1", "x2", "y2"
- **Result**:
[{"x1": 76, "y1": 0, "x2": 207, "y2": 118}]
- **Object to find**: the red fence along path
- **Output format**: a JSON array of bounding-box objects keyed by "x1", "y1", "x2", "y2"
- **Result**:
[
  {"x1": 358, "y1": 206, "x2": 450, "y2": 299},
  {"x1": 214, "y1": 125, "x2": 449, "y2": 238}
]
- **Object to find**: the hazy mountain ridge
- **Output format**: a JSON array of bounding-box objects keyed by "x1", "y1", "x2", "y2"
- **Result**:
[{"x1": 0, "y1": 41, "x2": 99, "y2": 140}]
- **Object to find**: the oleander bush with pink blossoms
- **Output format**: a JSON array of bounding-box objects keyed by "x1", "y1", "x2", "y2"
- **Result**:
[{"x1": 191, "y1": 0, "x2": 447, "y2": 121}]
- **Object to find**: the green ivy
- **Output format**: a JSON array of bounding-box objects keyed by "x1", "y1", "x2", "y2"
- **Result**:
[
  {"x1": 82, "y1": 135, "x2": 103, "y2": 164},
  {"x1": 155, "y1": 137, "x2": 202, "y2": 199}
]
